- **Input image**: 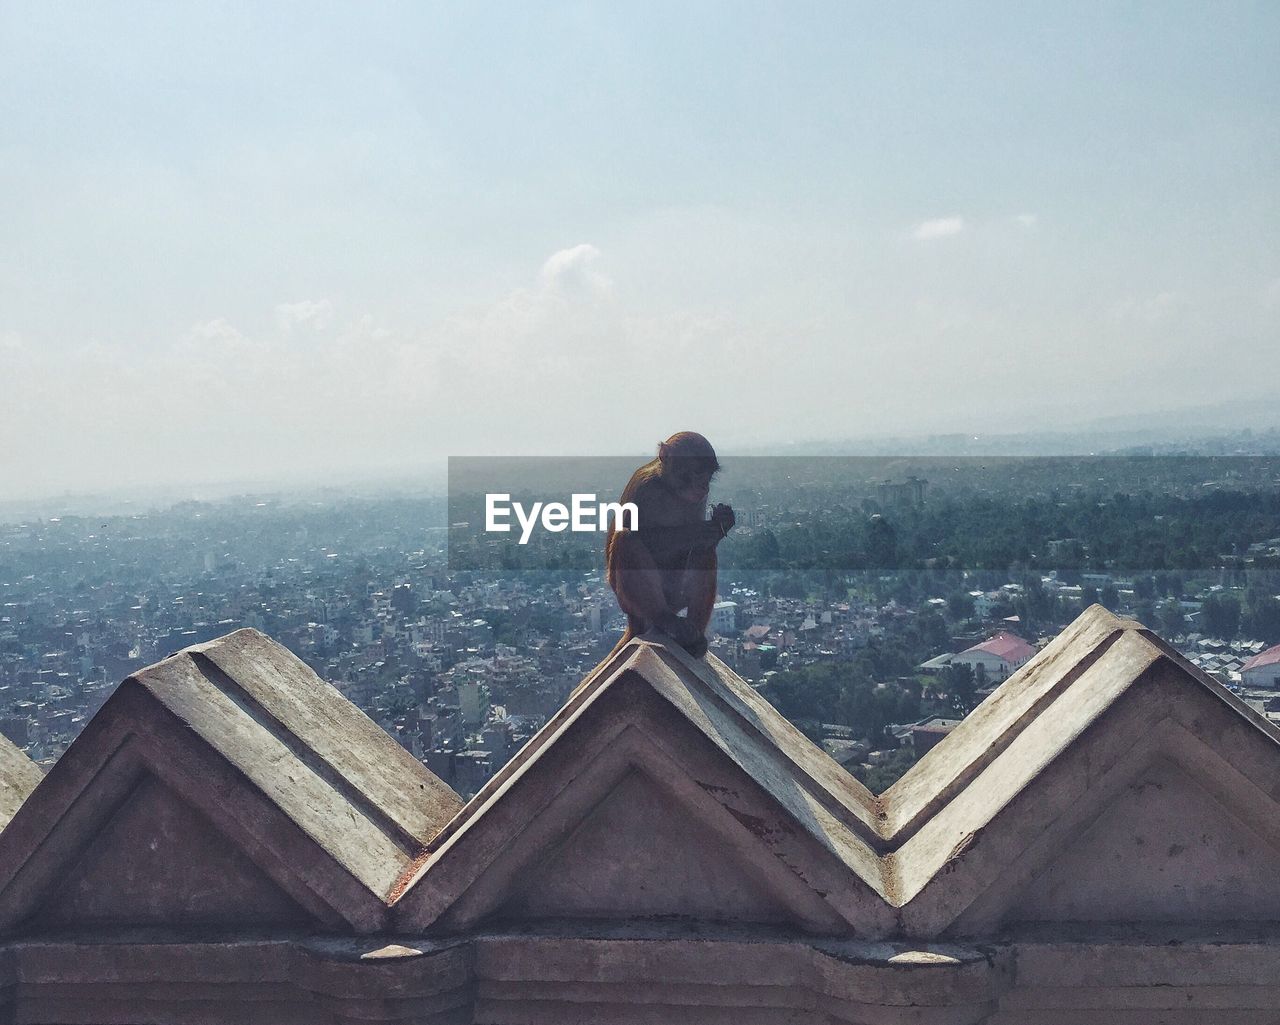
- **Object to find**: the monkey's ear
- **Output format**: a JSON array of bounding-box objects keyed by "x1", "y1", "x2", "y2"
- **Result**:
[{"x1": 657, "y1": 440, "x2": 670, "y2": 460}]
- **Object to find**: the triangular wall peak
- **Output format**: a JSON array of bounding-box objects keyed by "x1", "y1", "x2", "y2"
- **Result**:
[
  {"x1": 501, "y1": 766, "x2": 803, "y2": 925},
  {"x1": 42, "y1": 773, "x2": 312, "y2": 928},
  {"x1": 1007, "y1": 756, "x2": 1280, "y2": 924},
  {"x1": 393, "y1": 605, "x2": 1280, "y2": 942},
  {"x1": 893, "y1": 611, "x2": 1280, "y2": 936},
  {"x1": 391, "y1": 643, "x2": 894, "y2": 936},
  {"x1": 0, "y1": 628, "x2": 462, "y2": 935}
]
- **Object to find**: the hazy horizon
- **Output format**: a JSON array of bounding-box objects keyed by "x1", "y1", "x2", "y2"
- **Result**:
[
  {"x1": 5, "y1": 411, "x2": 1279, "y2": 524},
  {"x1": 3, "y1": 2, "x2": 1278, "y2": 499}
]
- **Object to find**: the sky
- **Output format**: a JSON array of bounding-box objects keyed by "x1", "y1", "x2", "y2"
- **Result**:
[{"x1": 1, "y1": 1, "x2": 1278, "y2": 498}]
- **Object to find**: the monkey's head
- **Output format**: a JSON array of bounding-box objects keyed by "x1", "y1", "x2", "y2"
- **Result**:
[{"x1": 657, "y1": 431, "x2": 721, "y2": 506}]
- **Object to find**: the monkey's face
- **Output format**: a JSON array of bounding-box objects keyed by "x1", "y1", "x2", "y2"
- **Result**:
[{"x1": 666, "y1": 459, "x2": 718, "y2": 506}]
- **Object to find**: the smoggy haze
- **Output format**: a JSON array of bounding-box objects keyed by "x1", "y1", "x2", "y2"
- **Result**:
[{"x1": 2, "y1": 3, "x2": 1278, "y2": 498}]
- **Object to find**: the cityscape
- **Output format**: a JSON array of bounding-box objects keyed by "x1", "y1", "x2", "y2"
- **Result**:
[{"x1": 5, "y1": 444, "x2": 1278, "y2": 799}]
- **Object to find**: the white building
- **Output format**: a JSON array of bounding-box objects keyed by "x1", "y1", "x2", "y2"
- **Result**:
[
  {"x1": 711, "y1": 601, "x2": 738, "y2": 636},
  {"x1": 952, "y1": 631, "x2": 1037, "y2": 682},
  {"x1": 1242, "y1": 644, "x2": 1280, "y2": 689}
]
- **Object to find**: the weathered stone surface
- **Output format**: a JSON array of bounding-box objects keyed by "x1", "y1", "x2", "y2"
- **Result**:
[
  {"x1": 897, "y1": 612, "x2": 1280, "y2": 936},
  {"x1": 185, "y1": 629, "x2": 461, "y2": 848},
  {"x1": 0, "y1": 608, "x2": 1276, "y2": 1020},
  {"x1": 41, "y1": 774, "x2": 311, "y2": 927},
  {"x1": 399, "y1": 604, "x2": 1280, "y2": 942},
  {"x1": 502, "y1": 769, "x2": 802, "y2": 924},
  {"x1": 0, "y1": 736, "x2": 40, "y2": 834},
  {"x1": 0, "y1": 629, "x2": 460, "y2": 934},
  {"x1": 882, "y1": 605, "x2": 1129, "y2": 840},
  {"x1": 391, "y1": 643, "x2": 892, "y2": 935},
  {"x1": 1009, "y1": 756, "x2": 1280, "y2": 923}
]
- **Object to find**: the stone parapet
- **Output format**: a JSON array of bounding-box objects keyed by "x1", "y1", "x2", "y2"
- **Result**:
[{"x1": 0, "y1": 606, "x2": 1277, "y2": 1022}]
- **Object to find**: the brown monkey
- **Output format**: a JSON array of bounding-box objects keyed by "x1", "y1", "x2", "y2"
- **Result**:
[{"x1": 605, "y1": 432, "x2": 734, "y2": 658}]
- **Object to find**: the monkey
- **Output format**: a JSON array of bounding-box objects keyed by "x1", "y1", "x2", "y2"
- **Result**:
[{"x1": 604, "y1": 432, "x2": 735, "y2": 658}]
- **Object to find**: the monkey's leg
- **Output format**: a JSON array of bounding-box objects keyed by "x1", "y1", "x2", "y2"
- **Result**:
[
  {"x1": 610, "y1": 533, "x2": 702, "y2": 648},
  {"x1": 680, "y1": 546, "x2": 718, "y2": 658}
]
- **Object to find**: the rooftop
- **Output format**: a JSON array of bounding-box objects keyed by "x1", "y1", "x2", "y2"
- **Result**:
[
  {"x1": 1243, "y1": 642, "x2": 1280, "y2": 673},
  {"x1": 960, "y1": 630, "x2": 1037, "y2": 663}
]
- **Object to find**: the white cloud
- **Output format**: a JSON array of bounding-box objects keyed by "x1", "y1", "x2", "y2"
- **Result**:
[
  {"x1": 185, "y1": 317, "x2": 251, "y2": 347},
  {"x1": 0, "y1": 246, "x2": 648, "y2": 494},
  {"x1": 274, "y1": 298, "x2": 335, "y2": 333},
  {"x1": 11, "y1": 233, "x2": 1266, "y2": 498},
  {"x1": 538, "y1": 243, "x2": 613, "y2": 296},
  {"x1": 912, "y1": 216, "x2": 965, "y2": 241},
  {"x1": 1014, "y1": 213, "x2": 1038, "y2": 229},
  {"x1": 452, "y1": 244, "x2": 618, "y2": 349}
]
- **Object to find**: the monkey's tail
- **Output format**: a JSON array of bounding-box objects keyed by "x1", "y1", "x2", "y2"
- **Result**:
[
  {"x1": 570, "y1": 617, "x2": 641, "y2": 701},
  {"x1": 605, "y1": 616, "x2": 643, "y2": 660}
]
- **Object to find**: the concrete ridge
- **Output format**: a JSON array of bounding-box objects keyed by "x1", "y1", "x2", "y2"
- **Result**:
[
  {"x1": 186, "y1": 629, "x2": 461, "y2": 848},
  {"x1": 0, "y1": 630, "x2": 461, "y2": 933},
  {"x1": 0, "y1": 733, "x2": 41, "y2": 832},
  {"x1": 2, "y1": 606, "x2": 1278, "y2": 942}
]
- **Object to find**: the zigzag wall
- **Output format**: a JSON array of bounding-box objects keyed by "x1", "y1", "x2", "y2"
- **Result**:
[{"x1": 0, "y1": 606, "x2": 1278, "y2": 1023}]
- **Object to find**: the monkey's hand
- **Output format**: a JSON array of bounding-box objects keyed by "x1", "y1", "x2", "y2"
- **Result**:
[{"x1": 710, "y1": 503, "x2": 735, "y2": 540}]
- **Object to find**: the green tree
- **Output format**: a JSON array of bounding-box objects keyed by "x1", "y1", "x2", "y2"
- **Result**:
[
  {"x1": 1245, "y1": 597, "x2": 1280, "y2": 643},
  {"x1": 916, "y1": 609, "x2": 951, "y2": 652},
  {"x1": 944, "y1": 662, "x2": 978, "y2": 715},
  {"x1": 854, "y1": 747, "x2": 919, "y2": 794},
  {"x1": 947, "y1": 592, "x2": 974, "y2": 621},
  {"x1": 1201, "y1": 594, "x2": 1241, "y2": 638},
  {"x1": 866, "y1": 515, "x2": 899, "y2": 569},
  {"x1": 1157, "y1": 599, "x2": 1185, "y2": 637}
]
